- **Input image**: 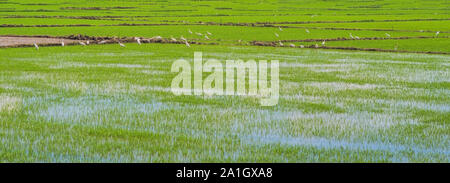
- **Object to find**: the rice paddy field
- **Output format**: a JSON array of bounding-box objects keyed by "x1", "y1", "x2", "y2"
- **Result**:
[{"x1": 0, "y1": 0, "x2": 449, "y2": 162}]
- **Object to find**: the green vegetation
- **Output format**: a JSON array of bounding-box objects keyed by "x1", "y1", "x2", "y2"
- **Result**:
[{"x1": 0, "y1": 0, "x2": 448, "y2": 162}]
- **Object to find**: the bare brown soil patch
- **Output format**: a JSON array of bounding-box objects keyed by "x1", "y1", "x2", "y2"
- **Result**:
[
  {"x1": 0, "y1": 36, "x2": 78, "y2": 47},
  {"x1": 250, "y1": 41, "x2": 449, "y2": 55},
  {"x1": 278, "y1": 36, "x2": 446, "y2": 43}
]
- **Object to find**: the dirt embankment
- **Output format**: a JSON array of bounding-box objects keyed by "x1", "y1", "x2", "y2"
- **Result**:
[
  {"x1": 0, "y1": 36, "x2": 78, "y2": 47},
  {"x1": 250, "y1": 41, "x2": 449, "y2": 55},
  {"x1": 0, "y1": 34, "x2": 216, "y2": 48}
]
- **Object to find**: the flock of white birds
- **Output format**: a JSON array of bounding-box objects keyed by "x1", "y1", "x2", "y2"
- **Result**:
[{"x1": 31, "y1": 28, "x2": 441, "y2": 50}]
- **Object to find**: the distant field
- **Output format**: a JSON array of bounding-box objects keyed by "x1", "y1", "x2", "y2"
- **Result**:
[{"x1": 0, "y1": 0, "x2": 448, "y2": 162}]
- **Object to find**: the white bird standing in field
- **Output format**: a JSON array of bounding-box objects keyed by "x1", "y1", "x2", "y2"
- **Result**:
[
  {"x1": 355, "y1": 36, "x2": 360, "y2": 39},
  {"x1": 275, "y1": 33, "x2": 279, "y2": 37},
  {"x1": 180, "y1": 35, "x2": 186, "y2": 41},
  {"x1": 289, "y1": 43, "x2": 295, "y2": 48},
  {"x1": 205, "y1": 35, "x2": 210, "y2": 40},
  {"x1": 436, "y1": 31, "x2": 440, "y2": 37},
  {"x1": 185, "y1": 40, "x2": 190, "y2": 47},
  {"x1": 349, "y1": 33, "x2": 354, "y2": 39},
  {"x1": 315, "y1": 44, "x2": 319, "y2": 48},
  {"x1": 118, "y1": 42, "x2": 125, "y2": 47},
  {"x1": 99, "y1": 40, "x2": 107, "y2": 44},
  {"x1": 385, "y1": 33, "x2": 391, "y2": 38},
  {"x1": 279, "y1": 41, "x2": 284, "y2": 46},
  {"x1": 188, "y1": 29, "x2": 193, "y2": 34},
  {"x1": 300, "y1": 45, "x2": 304, "y2": 48},
  {"x1": 136, "y1": 38, "x2": 141, "y2": 45},
  {"x1": 279, "y1": 27, "x2": 283, "y2": 31},
  {"x1": 61, "y1": 41, "x2": 64, "y2": 47},
  {"x1": 86, "y1": 41, "x2": 90, "y2": 45},
  {"x1": 305, "y1": 29, "x2": 310, "y2": 33},
  {"x1": 322, "y1": 40, "x2": 326, "y2": 46},
  {"x1": 170, "y1": 37, "x2": 177, "y2": 42},
  {"x1": 79, "y1": 42, "x2": 86, "y2": 46},
  {"x1": 195, "y1": 32, "x2": 202, "y2": 36},
  {"x1": 206, "y1": 31, "x2": 212, "y2": 35},
  {"x1": 34, "y1": 43, "x2": 39, "y2": 50}
]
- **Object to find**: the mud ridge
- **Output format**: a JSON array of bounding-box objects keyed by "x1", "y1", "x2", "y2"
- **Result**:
[
  {"x1": 253, "y1": 18, "x2": 450, "y2": 25},
  {"x1": 277, "y1": 36, "x2": 447, "y2": 43},
  {"x1": 0, "y1": 35, "x2": 216, "y2": 48}
]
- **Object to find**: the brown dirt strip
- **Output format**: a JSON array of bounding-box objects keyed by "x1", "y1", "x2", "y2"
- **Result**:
[
  {"x1": 60, "y1": 7, "x2": 136, "y2": 10},
  {"x1": 278, "y1": 36, "x2": 447, "y2": 43},
  {"x1": 252, "y1": 18, "x2": 450, "y2": 25},
  {"x1": 0, "y1": 24, "x2": 93, "y2": 27},
  {"x1": 0, "y1": 23, "x2": 204, "y2": 28},
  {"x1": 0, "y1": 36, "x2": 78, "y2": 47},
  {"x1": 2, "y1": 14, "x2": 233, "y2": 20},
  {"x1": 201, "y1": 22, "x2": 449, "y2": 33},
  {"x1": 276, "y1": 25, "x2": 448, "y2": 33},
  {"x1": 3, "y1": 15, "x2": 136, "y2": 20},
  {"x1": 250, "y1": 41, "x2": 449, "y2": 55},
  {"x1": 4, "y1": 15, "x2": 448, "y2": 23}
]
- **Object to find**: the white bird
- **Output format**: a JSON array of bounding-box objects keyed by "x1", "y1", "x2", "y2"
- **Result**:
[
  {"x1": 79, "y1": 42, "x2": 86, "y2": 46},
  {"x1": 279, "y1": 41, "x2": 284, "y2": 46},
  {"x1": 206, "y1": 31, "x2": 212, "y2": 35},
  {"x1": 170, "y1": 37, "x2": 177, "y2": 42},
  {"x1": 99, "y1": 40, "x2": 107, "y2": 44},
  {"x1": 185, "y1": 41, "x2": 190, "y2": 47},
  {"x1": 322, "y1": 40, "x2": 326, "y2": 46},
  {"x1": 279, "y1": 27, "x2": 283, "y2": 31},
  {"x1": 180, "y1": 36, "x2": 186, "y2": 41},
  {"x1": 195, "y1": 32, "x2": 202, "y2": 36},
  {"x1": 305, "y1": 29, "x2": 310, "y2": 33},
  {"x1": 300, "y1": 45, "x2": 304, "y2": 48},
  {"x1": 436, "y1": 31, "x2": 440, "y2": 37},
  {"x1": 349, "y1": 33, "x2": 354, "y2": 39},
  {"x1": 238, "y1": 40, "x2": 242, "y2": 43},
  {"x1": 355, "y1": 36, "x2": 360, "y2": 39},
  {"x1": 315, "y1": 44, "x2": 319, "y2": 48},
  {"x1": 205, "y1": 35, "x2": 210, "y2": 40},
  {"x1": 275, "y1": 33, "x2": 279, "y2": 37},
  {"x1": 385, "y1": 33, "x2": 391, "y2": 38},
  {"x1": 61, "y1": 41, "x2": 64, "y2": 47},
  {"x1": 34, "y1": 43, "x2": 39, "y2": 50},
  {"x1": 137, "y1": 38, "x2": 141, "y2": 45},
  {"x1": 119, "y1": 42, "x2": 125, "y2": 47},
  {"x1": 289, "y1": 43, "x2": 295, "y2": 48},
  {"x1": 188, "y1": 29, "x2": 193, "y2": 34},
  {"x1": 86, "y1": 41, "x2": 90, "y2": 45}
]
